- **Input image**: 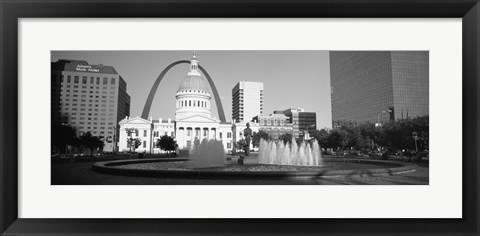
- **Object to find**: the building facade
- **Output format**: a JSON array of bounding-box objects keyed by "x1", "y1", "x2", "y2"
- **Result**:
[
  {"x1": 51, "y1": 59, "x2": 131, "y2": 152},
  {"x1": 118, "y1": 117, "x2": 175, "y2": 153},
  {"x1": 232, "y1": 81, "x2": 264, "y2": 122},
  {"x1": 118, "y1": 53, "x2": 239, "y2": 153},
  {"x1": 252, "y1": 114, "x2": 293, "y2": 139},
  {"x1": 330, "y1": 51, "x2": 429, "y2": 126},
  {"x1": 275, "y1": 108, "x2": 316, "y2": 138}
]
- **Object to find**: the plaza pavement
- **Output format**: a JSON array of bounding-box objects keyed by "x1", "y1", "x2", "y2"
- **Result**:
[{"x1": 51, "y1": 160, "x2": 429, "y2": 185}]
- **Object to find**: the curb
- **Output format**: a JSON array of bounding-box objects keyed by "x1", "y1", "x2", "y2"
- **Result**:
[{"x1": 91, "y1": 158, "x2": 417, "y2": 179}]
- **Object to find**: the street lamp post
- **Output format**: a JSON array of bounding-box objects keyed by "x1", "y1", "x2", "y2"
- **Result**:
[
  {"x1": 412, "y1": 132, "x2": 418, "y2": 152},
  {"x1": 125, "y1": 128, "x2": 138, "y2": 152},
  {"x1": 377, "y1": 110, "x2": 386, "y2": 127},
  {"x1": 112, "y1": 125, "x2": 117, "y2": 154}
]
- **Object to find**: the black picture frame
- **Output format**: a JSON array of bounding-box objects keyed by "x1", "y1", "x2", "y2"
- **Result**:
[{"x1": 1, "y1": 0, "x2": 479, "y2": 235}]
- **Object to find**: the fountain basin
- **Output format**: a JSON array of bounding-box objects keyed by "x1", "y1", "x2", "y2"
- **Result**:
[{"x1": 92, "y1": 157, "x2": 416, "y2": 178}]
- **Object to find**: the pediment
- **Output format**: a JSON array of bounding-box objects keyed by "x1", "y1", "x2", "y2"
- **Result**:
[
  {"x1": 176, "y1": 114, "x2": 217, "y2": 123},
  {"x1": 119, "y1": 116, "x2": 151, "y2": 125}
]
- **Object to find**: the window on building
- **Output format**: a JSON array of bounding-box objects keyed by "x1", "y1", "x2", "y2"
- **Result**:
[
  {"x1": 135, "y1": 130, "x2": 139, "y2": 137},
  {"x1": 144, "y1": 130, "x2": 147, "y2": 137},
  {"x1": 219, "y1": 133, "x2": 222, "y2": 139},
  {"x1": 74, "y1": 76, "x2": 79, "y2": 84},
  {"x1": 187, "y1": 129, "x2": 191, "y2": 136},
  {"x1": 103, "y1": 77, "x2": 108, "y2": 85},
  {"x1": 198, "y1": 101, "x2": 200, "y2": 107},
  {"x1": 111, "y1": 78, "x2": 115, "y2": 85},
  {"x1": 96, "y1": 77, "x2": 100, "y2": 85},
  {"x1": 203, "y1": 130, "x2": 207, "y2": 136},
  {"x1": 82, "y1": 76, "x2": 87, "y2": 84},
  {"x1": 67, "y1": 75, "x2": 71, "y2": 83},
  {"x1": 227, "y1": 143, "x2": 231, "y2": 148},
  {"x1": 90, "y1": 77, "x2": 94, "y2": 84},
  {"x1": 227, "y1": 132, "x2": 231, "y2": 138},
  {"x1": 189, "y1": 100, "x2": 191, "y2": 106},
  {"x1": 143, "y1": 141, "x2": 146, "y2": 148}
]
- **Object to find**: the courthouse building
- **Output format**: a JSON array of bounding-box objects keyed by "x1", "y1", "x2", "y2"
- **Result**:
[
  {"x1": 118, "y1": 53, "x2": 257, "y2": 153},
  {"x1": 51, "y1": 59, "x2": 130, "y2": 152}
]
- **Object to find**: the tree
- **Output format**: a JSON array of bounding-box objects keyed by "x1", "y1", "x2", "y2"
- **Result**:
[
  {"x1": 51, "y1": 123, "x2": 77, "y2": 154},
  {"x1": 312, "y1": 129, "x2": 329, "y2": 149},
  {"x1": 236, "y1": 139, "x2": 247, "y2": 153},
  {"x1": 156, "y1": 135, "x2": 178, "y2": 153},
  {"x1": 278, "y1": 133, "x2": 293, "y2": 144},
  {"x1": 327, "y1": 128, "x2": 348, "y2": 151},
  {"x1": 79, "y1": 132, "x2": 104, "y2": 154},
  {"x1": 127, "y1": 138, "x2": 142, "y2": 152},
  {"x1": 358, "y1": 122, "x2": 378, "y2": 151},
  {"x1": 341, "y1": 125, "x2": 364, "y2": 151},
  {"x1": 252, "y1": 130, "x2": 270, "y2": 148},
  {"x1": 376, "y1": 115, "x2": 429, "y2": 152}
]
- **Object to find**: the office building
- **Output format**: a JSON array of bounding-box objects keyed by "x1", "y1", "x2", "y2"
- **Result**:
[
  {"x1": 232, "y1": 81, "x2": 264, "y2": 122},
  {"x1": 252, "y1": 113, "x2": 293, "y2": 139},
  {"x1": 330, "y1": 51, "x2": 429, "y2": 126},
  {"x1": 51, "y1": 59, "x2": 131, "y2": 152},
  {"x1": 275, "y1": 108, "x2": 316, "y2": 138}
]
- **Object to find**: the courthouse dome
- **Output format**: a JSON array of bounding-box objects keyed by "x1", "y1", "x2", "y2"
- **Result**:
[
  {"x1": 177, "y1": 52, "x2": 210, "y2": 94},
  {"x1": 177, "y1": 75, "x2": 210, "y2": 93}
]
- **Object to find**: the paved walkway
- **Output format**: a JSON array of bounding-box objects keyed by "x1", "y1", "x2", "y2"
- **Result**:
[{"x1": 51, "y1": 161, "x2": 428, "y2": 185}]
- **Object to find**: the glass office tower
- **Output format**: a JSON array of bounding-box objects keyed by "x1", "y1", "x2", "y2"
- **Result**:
[{"x1": 330, "y1": 51, "x2": 428, "y2": 127}]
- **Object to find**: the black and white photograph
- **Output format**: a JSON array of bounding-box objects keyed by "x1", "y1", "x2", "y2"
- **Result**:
[
  {"x1": 4, "y1": 1, "x2": 479, "y2": 235},
  {"x1": 51, "y1": 50, "x2": 429, "y2": 185}
]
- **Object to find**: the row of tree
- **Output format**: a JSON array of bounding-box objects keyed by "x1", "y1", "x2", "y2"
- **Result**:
[
  {"x1": 51, "y1": 123, "x2": 104, "y2": 155},
  {"x1": 249, "y1": 116, "x2": 429, "y2": 154},
  {"x1": 125, "y1": 135, "x2": 178, "y2": 153},
  {"x1": 313, "y1": 116, "x2": 428, "y2": 153},
  {"x1": 54, "y1": 115, "x2": 428, "y2": 155}
]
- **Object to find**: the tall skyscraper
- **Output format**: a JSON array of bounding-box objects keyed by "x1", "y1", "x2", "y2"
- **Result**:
[
  {"x1": 232, "y1": 81, "x2": 264, "y2": 122},
  {"x1": 51, "y1": 60, "x2": 131, "y2": 152},
  {"x1": 329, "y1": 51, "x2": 429, "y2": 126}
]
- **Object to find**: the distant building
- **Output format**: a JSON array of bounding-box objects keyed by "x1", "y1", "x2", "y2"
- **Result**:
[
  {"x1": 274, "y1": 108, "x2": 316, "y2": 138},
  {"x1": 330, "y1": 51, "x2": 429, "y2": 126},
  {"x1": 51, "y1": 59, "x2": 130, "y2": 152},
  {"x1": 232, "y1": 81, "x2": 264, "y2": 122},
  {"x1": 252, "y1": 114, "x2": 293, "y2": 139}
]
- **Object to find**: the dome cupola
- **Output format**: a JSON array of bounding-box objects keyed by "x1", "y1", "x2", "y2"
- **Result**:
[
  {"x1": 175, "y1": 52, "x2": 213, "y2": 121},
  {"x1": 176, "y1": 52, "x2": 210, "y2": 94}
]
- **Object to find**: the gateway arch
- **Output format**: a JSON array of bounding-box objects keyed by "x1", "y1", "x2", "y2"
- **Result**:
[{"x1": 141, "y1": 60, "x2": 226, "y2": 122}]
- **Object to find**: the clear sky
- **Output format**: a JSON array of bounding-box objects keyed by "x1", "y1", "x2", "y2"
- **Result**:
[{"x1": 51, "y1": 51, "x2": 332, "y2": 128}]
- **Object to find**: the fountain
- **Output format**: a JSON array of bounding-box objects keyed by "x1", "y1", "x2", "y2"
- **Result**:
[
  {"x1": 190, "y1": 139, "x2": 225, "y2": 168},
  {"x1": 258, "y1": 138, "x2": 322, "y2": 166},
  {"x1": 92, "y1": 137, "x2": 416, "y2": 180}
]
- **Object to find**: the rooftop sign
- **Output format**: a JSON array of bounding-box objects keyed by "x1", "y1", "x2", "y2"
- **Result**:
[{"x1": 76, "y1": 64, "x2": 100, "y2": 73}]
